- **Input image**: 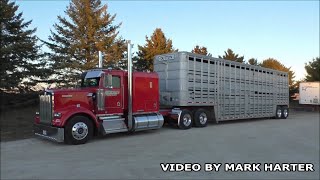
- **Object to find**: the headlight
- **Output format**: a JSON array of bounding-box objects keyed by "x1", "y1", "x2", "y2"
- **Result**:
[{"x1": 53, "y1": 112, "x2": 62, "y2": 118}]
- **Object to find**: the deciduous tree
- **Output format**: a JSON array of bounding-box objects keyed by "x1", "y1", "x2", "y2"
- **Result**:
[
  {"x1": 135, "y1": 28, "x2": 177, "y2": 71},
  {"x1": 191, "y1": 45, "x2": 211, "y2": 56},
  {"x1": 260, "y1": 58, "x2": 295, "y2": 96}
]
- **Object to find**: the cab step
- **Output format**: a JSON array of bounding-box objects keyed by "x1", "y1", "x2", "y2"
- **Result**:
[{"x1": 100, "y1": 117, "x2": 128, "y2": 135}]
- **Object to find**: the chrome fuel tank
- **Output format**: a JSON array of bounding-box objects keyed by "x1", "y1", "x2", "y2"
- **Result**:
[{"x1": 133, "y1": 113, "x2": 164, "y2": 131}]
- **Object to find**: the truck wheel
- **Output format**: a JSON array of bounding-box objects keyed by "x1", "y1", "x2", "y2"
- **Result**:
[
  {"x1": 194, "y1": 109, "x2": 208, "y2": 127},
  {"x1": 275, "y1": 106, "x2": 282, "y2": 119},
  {"x1": 65, "y1": 116, "x2": 93, "y2": 145},
  {"x1": 281, "y1": 106, "x2": 289, "y2": 119},
  {"x1": 178, "y1": 109, "x2": 193, "y2": 129}
]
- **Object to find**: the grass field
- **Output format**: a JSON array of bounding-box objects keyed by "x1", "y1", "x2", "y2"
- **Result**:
[{"x1": 0, "y1": 105, "x2": 38, "y2": 142}]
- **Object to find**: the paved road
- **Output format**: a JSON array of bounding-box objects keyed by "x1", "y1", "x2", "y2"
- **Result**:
[{"x1": 1, "y1": 111, "x2": 319, "y2": 179}]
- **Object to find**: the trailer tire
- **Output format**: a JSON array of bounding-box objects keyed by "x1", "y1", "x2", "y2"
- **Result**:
[
  {"x1": 178, "y1": 109, "x2": 193, "y2": 129},
  {"x1": 65, "y1": 116, "x2": 93, "y2": 145},
  {"x1": 281, "y1": 106, "x2": 289, "y2": 119},
  {"x1": 194, "y1": 109, "x2": 208, "y2": 127},
  {"x1": 275, "y1": 106, "x2": 282, "y2": 119}
]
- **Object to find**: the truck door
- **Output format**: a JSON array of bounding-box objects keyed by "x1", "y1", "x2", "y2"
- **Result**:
[{"x1": 104, "y1": 75, "x2": 123, "y2": 114}]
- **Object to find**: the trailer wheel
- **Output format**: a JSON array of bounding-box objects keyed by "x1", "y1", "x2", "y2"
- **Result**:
[
  {"x1": 275, "y1": 106, "x2": 282, "y2": 119},
  {"x1": 178, "y1": 109, "x2": 193, "y2": 129},
  {"x1": 281, "y1": 106, "x2": 289, "y2": 119},
  {"x1": 65, "y1": 116, "x2": 93, "y2": 145},
  {"x1": 194, "y1": 109, "x2": 208, "y2": 127}
]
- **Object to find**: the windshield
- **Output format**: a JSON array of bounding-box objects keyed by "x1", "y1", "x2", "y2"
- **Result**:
[
  {"x1": 80, "y1": 71, "x2": 102, "y2": 87},
  {"x1": 81, "y1": 77, "x2": 100, "y2": 87}
]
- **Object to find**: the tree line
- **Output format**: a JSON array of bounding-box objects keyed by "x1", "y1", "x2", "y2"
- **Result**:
[{"x1": 1, "y1": 0, "x2": 319, "y2": 94}]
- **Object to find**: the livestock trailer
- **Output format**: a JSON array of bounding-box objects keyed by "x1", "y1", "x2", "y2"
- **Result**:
[{"x1": 154, "y1": 52, "x2": 289, "y2": 128}]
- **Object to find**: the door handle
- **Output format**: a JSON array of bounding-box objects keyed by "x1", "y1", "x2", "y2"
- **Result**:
[{"x1": 117, "y1": 102, "x2": 120, "y2": 106}]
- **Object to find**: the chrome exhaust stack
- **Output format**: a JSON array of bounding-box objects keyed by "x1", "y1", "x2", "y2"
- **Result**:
[
  {"x1": 127, "y1": 40, "x2": 133, "y2": 131},
  {"x1": 98, "y1": 51, "x2": 103, "y2": 68}
]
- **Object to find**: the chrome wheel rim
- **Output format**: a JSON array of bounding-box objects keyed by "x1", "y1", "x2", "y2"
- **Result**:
[
  {"x1": 182, "y1": 114, "x2": 192, "y2": 127},
  {"x1": 277, "y1": 109, "x2": 282, "y2": 118},
  {"x1": 283, "y1": 109, "x2": 288, "y2": 117},
  {"x1": 72, "y1": 122, "x2": 88, "y2": 140},
  {"x1": 199, "y1": 112, "x2": 208, "y2": 125}
]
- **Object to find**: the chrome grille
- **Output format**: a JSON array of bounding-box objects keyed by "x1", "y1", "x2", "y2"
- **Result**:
[{"x1": 39, "y1": 94, "x2": 53, "y2": 124}]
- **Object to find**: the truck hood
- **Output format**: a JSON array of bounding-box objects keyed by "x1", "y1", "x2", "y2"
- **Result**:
[{"x1": 48, "y1": 88, "x2": 96, "y2": 111}]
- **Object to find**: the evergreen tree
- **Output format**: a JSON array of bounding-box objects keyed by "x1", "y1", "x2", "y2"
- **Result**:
[
  {"x1": 44, "y1": 0, "x2": 126, "y2": 85},
  {"x1": 135, "y1": 28, "x2": 177, "y2": 71},
  {"x1": 0, "y1": 0, "x2": 50, "y2": 92},
  {"x1": 304, "y1": 57, "x2": 320, "y2": 81},
  {"x1": 218, "y1": 48, "x2": 244, "y2": 63},
  {"x1": 248, "y1": 58, "x2": 258, "y2": 65},
  {"x1": 191, "y1": 45, "x2": 211, "y2": 56}
]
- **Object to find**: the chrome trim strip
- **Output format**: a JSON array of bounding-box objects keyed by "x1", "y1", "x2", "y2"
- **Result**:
[
  {"x1": 132, "y1": 111, "x2": 158, "y2": 115},
  {"x1": 96, "y1": 113, "x2": 123, "y2": 117},
  {"x1": 99, "y1": 115, "x2": 123, "y2": 120}
]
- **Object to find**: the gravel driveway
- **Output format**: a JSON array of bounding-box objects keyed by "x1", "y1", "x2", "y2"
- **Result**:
[{"x1": 1, "y1": 111, "x2": 319, "y2": 179}]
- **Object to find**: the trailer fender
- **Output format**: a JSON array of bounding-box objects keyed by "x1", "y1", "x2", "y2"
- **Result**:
[{"x1": 168, "y1": 108, "x2": 182, "y2": 125}]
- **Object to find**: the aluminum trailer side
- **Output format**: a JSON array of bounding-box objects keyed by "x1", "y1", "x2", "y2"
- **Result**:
[
  {"x1": 299, "y1": 82, "x2": 320, "y2": 105},
  {"x1": 154, "y1": 52, "x2": 289, "y2": 129}
]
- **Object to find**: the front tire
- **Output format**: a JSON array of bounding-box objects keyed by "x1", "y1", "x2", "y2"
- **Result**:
[
  {"x1": 281, "y1": 106, "x2": 289, "y2": 119},
  {"x1": 178, "y1": 109, "x2": 193, "y2": 129},
  {"x1": 194, "y1": 109, "x2": 208, "y2": 127},
  {"x1": 65, "y1": 116, "x2": 93, "y2": 145}
]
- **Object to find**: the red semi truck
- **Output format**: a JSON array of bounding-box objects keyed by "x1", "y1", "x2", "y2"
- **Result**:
[{"x1": 34, "y1": 42, "x2": 289, "y2": 144}]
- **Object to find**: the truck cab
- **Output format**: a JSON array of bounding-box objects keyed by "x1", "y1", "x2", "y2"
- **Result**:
[{"x1": 34, "y1": 69, "x2": 164, "y2": 144}]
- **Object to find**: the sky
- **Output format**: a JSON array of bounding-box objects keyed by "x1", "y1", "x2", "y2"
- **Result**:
[{"x1": 15, "y1": 0, "x2": 319, "y2": 81}]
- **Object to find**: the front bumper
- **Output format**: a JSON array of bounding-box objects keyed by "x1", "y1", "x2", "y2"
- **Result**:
[{"x1": 34, "y1": 123, "x2": 64, "y2": 143}]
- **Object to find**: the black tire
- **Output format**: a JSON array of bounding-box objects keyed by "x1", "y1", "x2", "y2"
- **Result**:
[
  {"x1": 281, "y1": 106, "x2": 289, "y2": 119},
  {"x1": 194, "y1": 108, "x2": 208, "y2": 127},
  {"x1": 275, "y1": 106, "x2": 282, "y2": 119},
  {"x1": 65, "y1": 116, "x2": 93, "y2": 145},
  {"x1": 178, "y1": 109, "x2": 193, "y2": 129}
]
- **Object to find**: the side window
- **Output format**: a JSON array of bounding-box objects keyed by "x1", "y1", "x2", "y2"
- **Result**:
[
  {"x1": 104, "y1": 75, "x2": 121, "y2": 88},
  {"x1": 112, "y1": 76, "x2": 120, "y2": 88}
]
